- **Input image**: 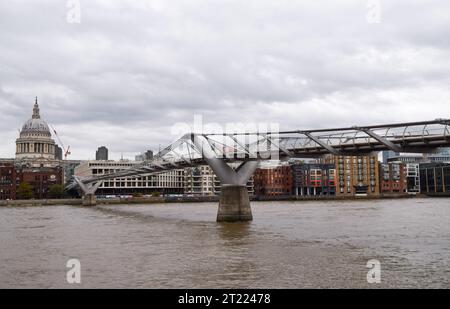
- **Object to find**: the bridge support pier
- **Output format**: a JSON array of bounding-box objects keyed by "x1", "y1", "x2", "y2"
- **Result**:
[
  {"x1": 191, "y1": 135, "x2": 260, "y2": 222},
  {"x1": 82, "y1": 193, "x2": 97, "y2": 206},
  {"x1": 217, "y1": 185, "x2": 252, "y2": 222},
  {"x1": 73, "y1": 176, "x2": 102, "y2": 207}
]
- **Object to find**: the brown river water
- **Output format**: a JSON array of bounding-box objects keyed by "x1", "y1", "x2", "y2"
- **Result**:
[{"x1": 0, "y1": 198, "x2": 449, "y2": 288}]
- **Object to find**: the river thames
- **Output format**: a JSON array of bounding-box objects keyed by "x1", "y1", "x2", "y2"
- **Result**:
[{"x1": 0, "y1": 198, "x2": 449, "y2": 288}]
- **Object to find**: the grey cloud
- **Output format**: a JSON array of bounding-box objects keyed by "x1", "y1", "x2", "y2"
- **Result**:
[{"x1": 1, "y1": 0, "x2": 449, "y2": 159}]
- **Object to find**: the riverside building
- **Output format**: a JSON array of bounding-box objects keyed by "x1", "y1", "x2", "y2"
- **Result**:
[
  {"x1": 419, "y1": 163, "x2": 450, "y2": 196},
  {"x1": 379, "y1": 162, "x2": 407, "y2": 195},
  {"x1": 291, "y1": 163, "x2": 336, "y2": 197},
  {"x1": 184, "y1": 165, "x2": 254, "y2": 196},
  {"x1": 0, "y1": 159, "x2": 18, "y2": 200},
  {"x1": 253, "y1": 163, "x2": 293, "y2": 197},
  {"x1": 74, "y1": 160, "x2": 184, "y2": 196},
  {"x1": 322, "y1": 155, "x2": 380, "y2": 197}
]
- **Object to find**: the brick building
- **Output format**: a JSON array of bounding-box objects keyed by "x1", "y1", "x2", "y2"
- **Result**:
[
  {"x1": 17, "y1": 166, "x2": 64, "y2": 199},
  {"x1": 322, "y1": 155, "x2": 380, "y2": 197},
  {"x1": 254, "y1": 164, "x2": 293, "y2": 197},
  {"x1": 379, "y1": 162, "x2": 407, "y2": 195},
  {"x1": 0, "y1": 161, "x2": 64, "y2": 200},
  {"x1": 291, "y1": 163, "x2": 336, "y2": 196},
  {"x1": 0, "y1": 160, "x2": 18, "y2": 200}
]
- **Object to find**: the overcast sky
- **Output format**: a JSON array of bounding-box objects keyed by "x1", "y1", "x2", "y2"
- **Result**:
[{"x1": 1, "y1": 0, "x2": 449, "y2": 160}]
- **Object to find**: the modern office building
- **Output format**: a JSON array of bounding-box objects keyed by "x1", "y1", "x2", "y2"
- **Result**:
[
  {"x1": 387, "y1": 150, "x2": 450, "y2": 194},
  {"x1": 381, "y1": 151, "x2": 399, "y2": 164},
  {"x1": 135, "y1": 150, "x2": 154, "y2": 162},
  {"x1": 419, "y1": 163, "x2": 450, "y2": 195},
  {"x1": 95, "y1": 146, "x2": 109, "y2": 161},
  {"x1": 405, "y1": 163, "x2": 421, "y2": 194},
  {"x1": 387, "y1": 153, "x2": 450, "y2": 164},
  {"x1": 435, "y1": 147, "x2": 450, "y2": 156},
  {"x1": 55, "y1": 145, "x2": 63, "y2": 160},
  {"x1": 75, "y1": 160, "x2": 184, "y2": 195}
]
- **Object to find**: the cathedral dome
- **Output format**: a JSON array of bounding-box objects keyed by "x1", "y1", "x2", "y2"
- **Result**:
[
  {"x1": 21, "y1": 118, "x2": 51, "y2": 135},
  {"x1": 15, "y1": 98, "x2": 56, "y2": 161},
  {"x1": 19, "y1": 99, "x2": 51, "y2": 137}
]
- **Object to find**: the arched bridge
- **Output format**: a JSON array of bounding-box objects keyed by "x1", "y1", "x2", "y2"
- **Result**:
[{"x1": 70, "y1": 119, "x2": 450, "y2": 221}]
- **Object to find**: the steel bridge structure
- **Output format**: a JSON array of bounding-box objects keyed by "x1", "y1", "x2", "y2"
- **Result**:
[{"x1": 71, "y1": 119, "x2": 450, "y2": 221}]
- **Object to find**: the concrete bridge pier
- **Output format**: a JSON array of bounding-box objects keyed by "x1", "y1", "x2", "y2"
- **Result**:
[
  {"x1": 217, "y1": 185, "x2": 252, "y2": 222},
  {"x1": 73, "y1": 177, "x2": 102, "y2": 207},
  {"x1": 82, "y1": 193, "x2": 97, "y2": 206},
  {"x1": 192, "y1": 135, "x2": 259, "y2": 222}
]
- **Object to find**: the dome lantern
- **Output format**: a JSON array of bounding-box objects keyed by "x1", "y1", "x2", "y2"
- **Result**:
[{"x1": 32, "y1": 96, "x2": 40, "y2": 119}]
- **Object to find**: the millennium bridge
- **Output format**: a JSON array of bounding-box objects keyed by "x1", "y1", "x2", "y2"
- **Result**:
[{"x1": 70, "y1": 119, "x2": 450, "y2": 222}]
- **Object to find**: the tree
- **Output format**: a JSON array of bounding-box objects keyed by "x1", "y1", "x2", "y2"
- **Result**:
[
  {"x1": 48, "y1": 184, "x2": 65, "y2": 199},
  {"x1": 16, "y1": 182, "x2": 34, "y2": 200}
]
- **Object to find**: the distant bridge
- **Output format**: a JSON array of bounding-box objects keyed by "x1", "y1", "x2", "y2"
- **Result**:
[{"x1": 71, "y1": 119, "x2": 450, "y2": 221}]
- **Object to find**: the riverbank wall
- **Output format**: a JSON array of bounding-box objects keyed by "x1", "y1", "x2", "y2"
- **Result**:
[
  {"x1": 1, "y1": 193, "x2": 440, "y2": 207},
  {"x1": 0, "y1": 197, "x2": 164, "y2": 207}
]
